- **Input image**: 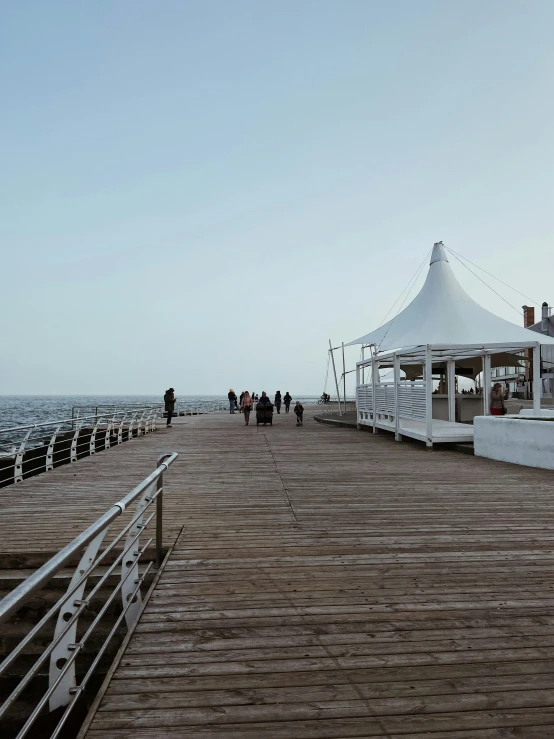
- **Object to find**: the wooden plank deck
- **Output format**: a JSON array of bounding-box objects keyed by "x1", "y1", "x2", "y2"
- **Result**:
[{"x1": 5, "y1": 406, "x2": 554, "y2": 736}]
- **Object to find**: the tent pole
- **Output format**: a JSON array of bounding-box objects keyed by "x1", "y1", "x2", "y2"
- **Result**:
[
  {"x1": 372, "y1": 357, "x2": 378, "y2": 433},
  {"x1": 483, "y1": 354, "x2": 491, "y2": 415},
  {"x1": 329, "y1": 340, "x2": 342, "y2": 416},
  {"x1": 425, "y1": 345, "x2": 433, "y2": 448},
  {"x1": 356, "y1": 364, "x2": 361, "y2": 429},
  {"x1": 447, "y1": 360, "x2": 455, "y2": 423},
  {"x1": 342, "y1": 342, "x2": 347, "y2": 411},
  {"x1": 394, "y1": 353, "x2": 401, "y2": 442},
  {"x1": 533, "y1": 343, "x2": 541, "y2": 413}
]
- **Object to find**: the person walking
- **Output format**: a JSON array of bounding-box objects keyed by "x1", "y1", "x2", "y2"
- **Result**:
[
  {"x1": 274, "y1": 390, "x2": 282, "y2": 414},
  {"x1": 239, "y1": 391, "x2": 245, "y2": 413},
  {"x1": 490, "y1": 383, "x2": 508, "y2": 416},
  {"x1": 164, "y1": 388, "x2": 176, "y2": 427},
  {"x1": 294, "y1": 400, "x2": 304, "y2": 426},
  {"x1": 283, "y1": 391, "x2": 292, "y2": 413},
  {"x1": 228, "y1": 388, "x2": 237, "y2": 414},
  {"x1": 241, "y1": 391, "x2": 253, "y2": 425}
]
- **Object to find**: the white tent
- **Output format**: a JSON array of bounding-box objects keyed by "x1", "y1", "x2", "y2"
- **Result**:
[
  {"x1": 352, "y1": 242, "x2": 554, "y2": 447},
  {"x1": 349, "y1": 242, "x2": 554, "y2": 351}
]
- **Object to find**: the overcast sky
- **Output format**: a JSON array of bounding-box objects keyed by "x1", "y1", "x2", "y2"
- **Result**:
[{"x1": 1, "y1": 1, "x2": 553, "y2": 396}]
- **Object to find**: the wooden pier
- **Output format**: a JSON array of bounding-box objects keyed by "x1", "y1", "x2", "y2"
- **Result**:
[{"x1": 4, "y1": 407, "x2": 554, "y2": 737}]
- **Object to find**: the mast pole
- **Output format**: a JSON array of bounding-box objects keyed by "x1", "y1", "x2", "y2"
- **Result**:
[
  {"x1": 342, "y1": 342, "x2": 347, "y2": 411},
  {"x1": 329, "y1": 340, "x2": 342, "y2": 416}
]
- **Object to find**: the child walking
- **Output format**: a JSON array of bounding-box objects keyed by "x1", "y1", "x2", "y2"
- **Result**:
[{"x1": 294, "y1": 401, "x2": 304, "y2": 426}]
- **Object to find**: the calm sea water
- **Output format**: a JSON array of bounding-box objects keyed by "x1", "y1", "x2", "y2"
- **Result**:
[{"x1": 0, "y1": 395, "x2": 320, "y2": 430}]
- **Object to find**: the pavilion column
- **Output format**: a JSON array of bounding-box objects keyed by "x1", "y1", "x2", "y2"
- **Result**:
[
  {"x1": 447, "y1": 360, "x2": 456, "y2": 423},
  {"x1": 425, "y1": 345, "x2": 433, "y2": 448},
  {"x1": 533, "y1": 343, "x2": 541, "y2": 413},
  {"x1": 394, "y1": 354, "x2": 401, "y2": 442},
  {"x1": 372, "y1": 358, "x2": 378, "y2": 434},
  {"x1": 482, "y1": 354, "x2": 491, "y2": 415},
  {"x1": 356, "y1": 364, "x2": 361, "y2": 429}
]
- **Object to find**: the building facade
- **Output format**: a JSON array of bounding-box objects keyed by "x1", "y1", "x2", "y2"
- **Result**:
[{"x1": 492, "y1": 304, "x2": 554, "y2": 397}]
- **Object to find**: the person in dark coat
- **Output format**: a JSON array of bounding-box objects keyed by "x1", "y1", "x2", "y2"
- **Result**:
[
  {"x1": 164, "y1": 388, "x2": 176, "y2": 427},
  {"x1": 294, "y1": 401, "x2": 304, "y2": 426},
  {"x1": 228, "y1": 389, "x2": 237, "y2": 414},
  {"x1": 274, "y1": 391, "x2": 282, "y2": 414},
  {"x1": 258, "y1": 391, "x2": 272, "y2": 406},
  {"x1": 283, "y1": 391, "x2": 292, "y2": 413}
]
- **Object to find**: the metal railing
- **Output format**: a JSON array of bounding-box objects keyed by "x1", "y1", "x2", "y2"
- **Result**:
[
  {"x1": 0, "y1": 408, "x2": 159, "y2": 488},
  {"x1": 0, "y1": 451, "x2": 178, "y2": 739},
  {"x1": 316, "y1": 399, "x2": 357, "y2": 417},
  {"x1": 167, "y1": 401, "x2": 228, "y2": 416},
  {"x1": 72, "y1": 401, "x2": 230, "y2": 419},
  {"x1": 71, "y1": 403, "x2": 161, "y2": 420}
]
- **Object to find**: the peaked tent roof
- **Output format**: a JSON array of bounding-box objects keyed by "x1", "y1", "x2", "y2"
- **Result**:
[{"x1": 347, "y1": 242, "x2": 554, "y2": 351}]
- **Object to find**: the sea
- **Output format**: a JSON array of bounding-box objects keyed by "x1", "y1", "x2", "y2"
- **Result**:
[{"x1": 0, "y1": 395, "x2": 321, "y2": 431}]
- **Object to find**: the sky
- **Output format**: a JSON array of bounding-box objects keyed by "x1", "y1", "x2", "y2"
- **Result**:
[{"x1": 1, "y1": 0, "x2": 553, "y2": 396}]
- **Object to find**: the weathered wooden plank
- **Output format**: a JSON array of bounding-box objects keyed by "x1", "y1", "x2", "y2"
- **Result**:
[{"x1": 6, "y1": 407, "x2": 554, "y2": 737}]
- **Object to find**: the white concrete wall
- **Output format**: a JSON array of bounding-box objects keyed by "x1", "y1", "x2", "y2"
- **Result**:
[
  {"x1": 518, "y1": 409, "x2": 554, "y2": 417},
  {"x1": 474, "y1": 416, "x2": 554, "y2": 471}
]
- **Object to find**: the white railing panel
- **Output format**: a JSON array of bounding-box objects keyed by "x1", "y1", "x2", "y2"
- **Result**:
[
  {"x1": 375, "y1": 383, "x2": 396, "y2": 415},
  {"x1": 356, "y1": 384, "x2": 374, "y2": 412},
  {"x1": 398, "y1": 382, "x2": 427, "y2": 422}
]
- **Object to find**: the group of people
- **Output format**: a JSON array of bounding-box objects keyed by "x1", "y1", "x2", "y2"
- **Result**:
[{"x1": 228, "y1": 389, "x2": 304, "y2": 426}]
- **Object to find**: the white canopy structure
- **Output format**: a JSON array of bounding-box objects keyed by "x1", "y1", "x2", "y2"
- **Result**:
[
  {"x1": 352, "y1": 242, "x2": 554, "y2": 447},
  {"x1": 349, "y1": 242, "x2": 554, "y2": 350}
]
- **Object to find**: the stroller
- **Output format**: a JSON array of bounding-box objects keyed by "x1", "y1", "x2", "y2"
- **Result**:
[{"x1": 256, "y1": 402, "x2": 273, "y2": 426}]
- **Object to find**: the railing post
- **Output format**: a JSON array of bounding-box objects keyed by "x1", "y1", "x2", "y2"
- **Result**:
[
  {"x1": 117, "y1": 414, "x2": 126, "y2": 444},
  {"x1": 46, "y1": 425, "x2": 61, "y2": 472},
  {"x1": 48, "y1": 528, "x2": 109, "y2": 711},
  {"x1": 104, "y1": 419, "x2": 113, "y2": 450},
  {"x1": 14, "y1": 429, "x2": 33, "y2": 483},
  {"x1": 121, "y1": 485, "x2": 152, "y2": 627},
  {"x1": 155, "y1": 453, "x2": 172, "y2": 569},
  {"x1": 89, "y1": 419, "x2": 100, "y2": 456},
  {"x1": 70, "y1": 422, "x2": 82, "y2": 463},
  {"x1": 128, "y1": 412, "x2": 136, "y2": 441}
]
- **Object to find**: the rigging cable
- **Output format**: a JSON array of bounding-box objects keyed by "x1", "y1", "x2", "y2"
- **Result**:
[
  {"x1": 446, "y1": 245, "x2": 542, "y2": 308},
  {"x1": 446, "y1": 249, "x2": 522, "y2": 316}
]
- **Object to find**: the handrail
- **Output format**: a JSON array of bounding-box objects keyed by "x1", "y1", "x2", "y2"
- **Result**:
[
  {"x1": 0, "y1": 408, "x2": 161, "y2": 487},
  {"x1": 71, "y1": 403, "x2": 161, "y2": 420},
  {"x1": 0, "y1": 413, "x2": 128, "y2": 434},
  {"x1": 0, "y1": 451, "x2": 178, "y2": 739},
  {"x1": 0, "y1": 451, "x2": 177, "y2": 623}
]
